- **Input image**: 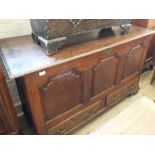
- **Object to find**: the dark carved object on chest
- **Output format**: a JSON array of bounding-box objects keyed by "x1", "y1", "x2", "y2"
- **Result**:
[{"x1": 30, "y1": 19, "x2": 131, "y2": 55}]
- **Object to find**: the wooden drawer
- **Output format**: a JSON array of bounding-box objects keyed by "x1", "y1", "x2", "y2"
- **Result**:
[
  {"x1": 106, "y1": 78, "x2": 139, "y2": 106},
  {"x1": 47, "y1": 100, "x2": 105, "y2": 135}
]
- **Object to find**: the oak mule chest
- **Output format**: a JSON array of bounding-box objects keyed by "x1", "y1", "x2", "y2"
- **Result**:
[{"x1": 0, "y1": 25, "x2": 153, "y2": 134}]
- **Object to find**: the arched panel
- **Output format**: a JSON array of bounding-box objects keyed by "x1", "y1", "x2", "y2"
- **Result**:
[
  {"x1": 92, "y1": 56, "x2": 118, "y2": 96},
  {"x1": 40, "y1": 70, "x2": 83, "y2": 121},
  {"x1": 123, "y1": 44, "x2": 144, "y2": 79}
]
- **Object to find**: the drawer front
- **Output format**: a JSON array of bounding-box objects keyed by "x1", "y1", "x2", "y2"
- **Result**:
[
  {"x1": 106, "y1": 78, "x2": 139, "y2": 106},
  {"x1": 47, "y1": 100, "x2": 104, "y2": 135}
]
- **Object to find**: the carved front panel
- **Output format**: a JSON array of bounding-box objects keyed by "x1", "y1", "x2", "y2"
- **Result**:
[
  {"x1": 40, "y1": 70, "x2": 83, "y2": 121},
  {"x1": 123, "y1": 44, "x2": 144, "y2": 79},
  {"x1": 92, "y1": 56, "x2": 118, "y2": 96}
]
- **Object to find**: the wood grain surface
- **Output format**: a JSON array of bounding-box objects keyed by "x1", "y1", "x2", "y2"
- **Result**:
[{"x1": 0, "y1": 25, "x2": 154, "y2": 79}]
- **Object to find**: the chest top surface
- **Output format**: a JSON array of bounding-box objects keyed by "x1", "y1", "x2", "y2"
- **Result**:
[{"x1": 0, "y1": 25, "x2": 154, "y2": 79}]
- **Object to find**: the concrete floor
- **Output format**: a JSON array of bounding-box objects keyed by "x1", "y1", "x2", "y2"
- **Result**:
[{"x1": 72, "y1": 70, "x2": 155, "y2": 135}]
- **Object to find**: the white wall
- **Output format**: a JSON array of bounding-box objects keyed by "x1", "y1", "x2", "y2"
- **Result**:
[{"x1": 0, "y1": 19, "x2": 32, "y2": 39}]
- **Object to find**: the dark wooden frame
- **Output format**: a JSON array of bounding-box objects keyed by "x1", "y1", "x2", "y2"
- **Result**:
[{"x1": 0, "y1": 66, "x2": 20, "y2": 134}]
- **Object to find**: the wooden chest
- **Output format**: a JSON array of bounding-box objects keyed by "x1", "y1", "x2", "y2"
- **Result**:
[
  {"x1": 30, "y1": 19, "x2": 131, "y2": 55},
  {"x1": 0, "y1": 25, "x2": 153, "y2": 135}
]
